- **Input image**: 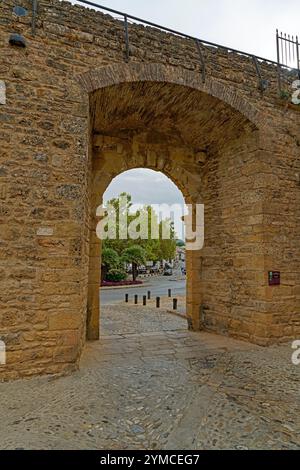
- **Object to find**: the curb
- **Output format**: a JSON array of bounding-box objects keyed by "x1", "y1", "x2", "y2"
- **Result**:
[{"x1": 101, "y1": 282, "x2": 151, "y2": 291}]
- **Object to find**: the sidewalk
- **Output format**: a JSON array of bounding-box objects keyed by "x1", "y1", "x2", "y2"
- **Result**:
[{"x1": 0, "y1": 304, "x2": 298, "y2": 450}]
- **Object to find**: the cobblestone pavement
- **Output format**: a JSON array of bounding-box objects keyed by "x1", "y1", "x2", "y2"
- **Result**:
[{"x1": 0, "y1": 304, "x2": 299, "y2": 450}]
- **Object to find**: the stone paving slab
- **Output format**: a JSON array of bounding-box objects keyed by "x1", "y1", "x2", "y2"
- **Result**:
[{"x1": 0, "y1": 305, "x2": 299, "y2": 450}]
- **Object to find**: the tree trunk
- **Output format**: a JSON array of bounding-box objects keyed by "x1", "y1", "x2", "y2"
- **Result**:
[
  {"x1": 132, "y1": 263, "x2": 138, "y2": 282},
  {"x1": 101, "y1": 265, "x2": 107, "y2": 282}
]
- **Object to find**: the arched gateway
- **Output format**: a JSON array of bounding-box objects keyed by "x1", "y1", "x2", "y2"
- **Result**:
[
  {"x1": 0, "y1": 0, "x2": 299, "y2": 380},
  {"x1": 82, "y1": 63, "x2": 260, "y2": 340}
]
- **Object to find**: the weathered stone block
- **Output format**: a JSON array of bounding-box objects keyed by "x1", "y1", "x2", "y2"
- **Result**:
[{"x1": 49, "y1": 313, "x2": 81, "y2": 330}]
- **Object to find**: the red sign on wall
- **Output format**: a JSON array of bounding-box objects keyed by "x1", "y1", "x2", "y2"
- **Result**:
[{"x1": 268, "y1": 271, "x2": 280, "y2": 286}]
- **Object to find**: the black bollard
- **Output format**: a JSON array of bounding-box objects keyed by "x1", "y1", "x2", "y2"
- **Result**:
[
  {"x1": 147, "y1": 291, "x2": 151, "y2": 300},
  {"x1": 134, "y1": 295, "x2": 138, "y2": 305},
  {"x1": 173, "y1": 298, "x2": 178, "y2": 311},
  {"x1": 143, "y1": 295, "x2": 147, "y2": 306},
  {"x1": 168, "y1": 289, "x2": 172, "y2": 298},
  {"x1": 156, "y1": 297, "x2": 160, "y2": 308},
  {"x1": 125, "y1": 294, "x2": 129, "y2": 303}
]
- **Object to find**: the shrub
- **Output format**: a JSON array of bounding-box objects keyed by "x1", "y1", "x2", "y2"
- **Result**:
[
  {"x1": 102, "y1": 280, "x2": 143, "y2": 287},
  {"x1": 106, "y1": 269, "x2": 127, "y2": 282}
]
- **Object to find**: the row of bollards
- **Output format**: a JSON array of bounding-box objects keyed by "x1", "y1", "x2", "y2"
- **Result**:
[{"x1": 125, "y1": 291, "x2": 178, "y2": 310}]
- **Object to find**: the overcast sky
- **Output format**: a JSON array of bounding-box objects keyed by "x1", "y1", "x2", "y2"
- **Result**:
[
  {"x1": 71, "y1": 0, "x2": 298, "y2": 232},
  {"x1": 104, "y1": 169, "x2": 186, "y2": 239}
]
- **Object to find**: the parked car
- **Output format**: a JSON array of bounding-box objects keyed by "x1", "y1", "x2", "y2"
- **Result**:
[
  {"x1": 126, "y1": 264, "x2": 132, "y2": 274},
  {"x1": 163, "y1": 266, "x2": 173, "y2": 276},
  {"x1": 138, "y1": 266, "x2": 147, "y2": 275},
  {"x1": 150, "y1": 265, "x2": 159, "y2": 274}
]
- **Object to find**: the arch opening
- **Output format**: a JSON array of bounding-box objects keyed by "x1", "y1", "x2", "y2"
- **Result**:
[
  {"x1": 85, "y1": 70, "x2": 260, "y2": 342},
  {"x1": 97, "y1": 168, "x2": 188, "y2": 337}
]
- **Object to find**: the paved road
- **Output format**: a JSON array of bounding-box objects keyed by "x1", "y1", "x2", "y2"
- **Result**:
[
  {"x1": 100, "y1": 274, "x2": 186, "y2": 305},
  {"x1": 1, "y1": 304, "x2": 299, "y2": 450}
]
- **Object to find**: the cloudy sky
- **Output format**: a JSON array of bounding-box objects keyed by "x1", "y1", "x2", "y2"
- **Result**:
[
  {"x1": 104, "y1": 169, "x2": 186, "y2": 238},
  {"x1": 71, "y1": 0, "x2": 298, "y2": 234}
]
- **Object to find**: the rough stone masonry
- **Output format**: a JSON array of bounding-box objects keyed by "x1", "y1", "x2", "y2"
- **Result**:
[{"x1": 0, "y1": 0, "x2": 299, "y2": 380}]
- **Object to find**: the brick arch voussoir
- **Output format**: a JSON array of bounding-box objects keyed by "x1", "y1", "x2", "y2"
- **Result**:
[{"x1": 78, "y1": 62, "x2": 264, "y2": 129}]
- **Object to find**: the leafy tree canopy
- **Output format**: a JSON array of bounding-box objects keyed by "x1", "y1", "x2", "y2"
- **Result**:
[
  {"x1": 103, "y1": 193, "x2": 177, "y2": 263},
  {"x1": 102, "y1": 247, "x2": 120, "y2": 270}
]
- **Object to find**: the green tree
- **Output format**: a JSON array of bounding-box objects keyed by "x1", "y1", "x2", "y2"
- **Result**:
[
  {"x1": 121, "y1": 245, "x2": 147, "y2": 281},
  {"x1": 103, "y1": 192, "x2": 133, "y2": 254},
  {"x1": 101, "y1": 247, "x2": 120, "y2": 281},
  {"x1": 103, "y1": 193, "x2": 177, "y2": 267},
  {"x1": 157, "y1": 219, "x2": 177, "y2": 262}
]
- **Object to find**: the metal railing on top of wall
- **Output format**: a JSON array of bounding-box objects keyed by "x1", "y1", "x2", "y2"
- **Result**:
[{"x1": 30, "y1": 0, "x2": 299, "y2": 93}]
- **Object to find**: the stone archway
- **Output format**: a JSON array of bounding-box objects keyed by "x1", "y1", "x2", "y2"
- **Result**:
[
  {"x1": 86, "y1": 142, "x2": 201, "y2": 340},
  {"x1": 78, "y1": 62, "x2": 264, "y2": 129},
  {"x1": 83, "y1": 63, "x2": 261, "y2": 341},
  {"x1": 1, "y1": 0, "x2": 299, "y2": 382}
]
